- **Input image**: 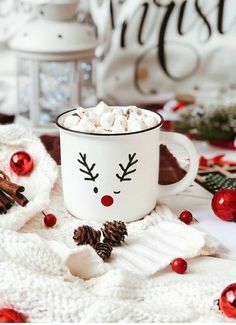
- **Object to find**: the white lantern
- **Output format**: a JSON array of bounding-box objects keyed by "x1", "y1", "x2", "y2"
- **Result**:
[{"x1": 9, "y1": 0, "x2": 97, "y2": 133}]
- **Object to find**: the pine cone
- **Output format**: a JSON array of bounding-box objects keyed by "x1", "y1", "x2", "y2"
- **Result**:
[
  {"x1": 94, "y1": 242, "x2": 112, "y2": 261},
  {"x1": 101, "y1": 220, "x2": 128, "y2": 246},
  {"x1": 73, "y1": 225, "x2": 101, "y2": 247}
]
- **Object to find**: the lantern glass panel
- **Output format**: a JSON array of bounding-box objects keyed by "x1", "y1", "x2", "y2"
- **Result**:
[
  {"x1": 39, "y1": 61, "x2": 75, "y2": 124},
  {"x1": 17, "y1": 56, "x2": 97, "y2": 128},
  {"x1": 78, "y1": 59, "x2": 96, "y2": 108},
  {"x1": 18, "y1": 58, "x2": 31, "y2": 119}
]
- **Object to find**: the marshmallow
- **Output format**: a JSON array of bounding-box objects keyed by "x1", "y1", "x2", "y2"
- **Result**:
[
  {"x1": 63, "y1": 102, "x2": 158, "y2": 134},
  {"x1": 109, "y1": 125, "x2": 126, "y2": 133},
  {"x1": 95, "y1": 101, "x2": 110, "y2": 115},
  {"x1": 129, "y1": 112, "x2": 142, "y2": 121},
  {"x1": 64, "y1": 115, "x2": 80, "y2": 129},
  {"x1": 114, "y1": 107, "x2": 124, "y2": 115},
  {"x1": 75, "y1": 106, "x2": 85, "y2": 117},
  {"x1": 100, "y1": 111, "x2": 115, "y2": 129},
  {"x1": 144, "y1": 116, "x2": 158, "y2": 128},
  {"x1": 127, "y1": 118, "x2": 147, "y2": 132},
  {"x1": 88, "y1": 111, "x2": 100, "y2": 127},
  {"x1": 95, "y1": 126, "x2": 104, "y2": 133},
  {"x1": 77, "y1": 116, "x2": 96, "y2": 133},
  {"x1": 113, "y1": 115, "x2": 127, "y2": 130},
  {"x1": 123, "y1": 105, "x2": 139, "y2": 114}
]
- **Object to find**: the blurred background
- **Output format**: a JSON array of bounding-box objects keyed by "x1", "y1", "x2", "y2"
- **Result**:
[
  {"x1": 0, "y1": 0, "x2": 96, "y2": 130},
  {"x1": 0, "y1": 0, "x2": 235, "y2": 162}
]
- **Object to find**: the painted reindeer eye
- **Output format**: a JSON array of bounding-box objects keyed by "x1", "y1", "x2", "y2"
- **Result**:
[
  {"x1": 93, "y1": 187, "x2": 98, "y2": 194},
  {"x1": 113, "y1": 191, "x2": 121, "y2": 194}
]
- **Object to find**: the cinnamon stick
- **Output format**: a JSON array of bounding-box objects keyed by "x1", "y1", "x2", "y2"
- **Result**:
[
  {"x1": 0, "y1": 199, "x2": 7, "y2": 214},
  {"x1": 9, "y1": 192, "x2": 28, "y2": 207},
  {"x1": 0, "y1": 171, "x2": 29, "y2": 208},
  {"x1": 0, "y1": 177, "x2": 24, "y2": 197},
  {"x1": 0, "y1": 190, "x2": 14, "y2": 210}
]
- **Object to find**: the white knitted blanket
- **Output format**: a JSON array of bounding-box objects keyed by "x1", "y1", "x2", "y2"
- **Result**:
[
  {"x1": 0, "y1": 125, "x2": 234, "y2": 322},
  {"x1": 0, "y1": 125, "x2": 58, "y2": 230}
]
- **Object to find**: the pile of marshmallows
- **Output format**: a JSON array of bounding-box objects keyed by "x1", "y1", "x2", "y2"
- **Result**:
[{"x1": 63, "y1": 101, "x2": 158, "y2": 133}]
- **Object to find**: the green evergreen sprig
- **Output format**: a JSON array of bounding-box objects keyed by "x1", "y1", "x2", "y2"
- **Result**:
[{"x1": 174, "y1": 105, "x2": 236, "y2": 141}]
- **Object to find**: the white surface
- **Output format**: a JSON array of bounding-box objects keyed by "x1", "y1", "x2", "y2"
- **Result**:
[
  {"x1": 0, "y1": 174, "x2": 226, "y2": 322},
  {"x1": 0, "y1": 250, "x2": 236, "y2": 322},
  {"x1": 21, "y1": 175, "x2": 218, "y2": 278},
  {"x1": 162, "y1": 140, "x2": 236, "y2": 259},
  {"x1": 194, "y1": 140, "x2": 236, "y2": 161},
  {"x1": 0, "y1": 128, "x2": 235, "y2": 322},
  {"x1": 163, "y1": 182, "x2": 236, "y2": 260}
]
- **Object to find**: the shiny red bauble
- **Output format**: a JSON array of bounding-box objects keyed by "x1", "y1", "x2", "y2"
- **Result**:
[
  {"x1": 10, "y1": 151, "x2": 34, "y2": 176},
  {"x1": 0, "y1": 308, "x2": 25, "y2": 323},
  {"x1": 211, "y1": 189, "x2": 236, "y2": 221},
  {"x1": 179, "y1": 210, "x2": 193, "y2": 225},
  {"x1": 219, "y1": 283, "x2": 236, "y2": 318},
  {"x1": 171, "y1": 258, "x2": 187, "y2": 274},
  {"x1": 43, "y1": 213, "x2": 57, "y2": 227}
]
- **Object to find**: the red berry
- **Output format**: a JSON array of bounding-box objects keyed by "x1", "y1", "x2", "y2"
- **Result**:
[
  {"x1": 43, "y1": 213, "x2": 57, "y2": 227},
  {"x1": 179, "y1": 210, "x2": 193, "y2": 225},
  {"x1": 171, "y1": 258, "x2": 187, "y2": 274}
]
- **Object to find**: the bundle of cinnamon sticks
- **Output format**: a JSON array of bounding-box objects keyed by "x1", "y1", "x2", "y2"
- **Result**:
[{"x1": 0, "y1": 171, "x2": 28, "y2": 214}]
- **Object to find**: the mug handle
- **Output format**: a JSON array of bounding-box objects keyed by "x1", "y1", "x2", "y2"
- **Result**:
[{"x1": 157, "y1": 131, "x2": 199, "y2": 197}]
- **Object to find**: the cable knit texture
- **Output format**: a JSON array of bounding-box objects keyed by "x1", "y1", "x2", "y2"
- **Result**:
[
  {"x1": 0, "y1": 125, "x2": 233, "y2": 322},
  {"x1": 19, "y1": 176, "x2": 219, "y2": 278}
]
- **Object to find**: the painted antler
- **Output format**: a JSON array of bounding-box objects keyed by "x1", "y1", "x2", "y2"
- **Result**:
[
  {"x1": 77, "y1": 153, "x2": 99, "y2": 181},
  {"x1": 116, "y1": 153, "x2": 138, "y2": 182}
]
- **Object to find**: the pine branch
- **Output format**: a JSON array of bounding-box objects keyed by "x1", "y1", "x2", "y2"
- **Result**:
[{"x1": 174, "y1": 105, "x2": 236, "y2": 141}]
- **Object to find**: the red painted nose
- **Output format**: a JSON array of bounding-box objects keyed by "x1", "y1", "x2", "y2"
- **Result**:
[{"x1": 101, "y1": 195, "x2": 114, "y2": 207}]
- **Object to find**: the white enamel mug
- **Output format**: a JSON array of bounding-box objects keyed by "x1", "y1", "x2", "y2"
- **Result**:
[{"x1": 57, "y1": 108, "x2": 199, "y2": 223}]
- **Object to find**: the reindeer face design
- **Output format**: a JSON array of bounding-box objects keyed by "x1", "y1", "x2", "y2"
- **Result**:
[{"x1": 77, "y1": 152, "x2": 138, "y2": 207}]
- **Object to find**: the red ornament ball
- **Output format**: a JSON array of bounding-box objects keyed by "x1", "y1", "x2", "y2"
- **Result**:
[
  {"x1": 171, "y1": 258, "x2": 187, "y2": 274},
  {"x1": 179, "y1": 210, "x2": 193, "y2": 225},
  {"x1": 211, "y1": 189, "x2": 236, "y2": 222},
  {"x1": 0, "y1": 308, "x2": 25, "y2": 323},
  {"x1": 219, "y1": 283, "x2": 236, "y2": 318},
  {"x1": 43, "y1": 213, "x2": 57, "y2": 227},
  {"x1": 10, "y1": 151, "x2": 34, "y2": 176}
]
